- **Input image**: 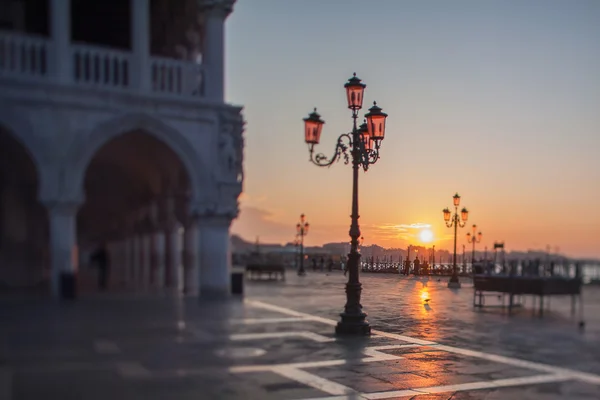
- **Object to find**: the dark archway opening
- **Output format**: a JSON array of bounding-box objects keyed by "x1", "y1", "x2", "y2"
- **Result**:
[
  {"x1": 78, "y1": 130, "x2": 190, "y2": 289},
  {"x1": 0, "y1": 126, "x2": 49, "y2": 289}
]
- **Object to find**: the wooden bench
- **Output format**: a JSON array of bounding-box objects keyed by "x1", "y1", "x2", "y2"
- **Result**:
[{"x1": 246, "y1": 264, "x2": 286, "y2": 281}]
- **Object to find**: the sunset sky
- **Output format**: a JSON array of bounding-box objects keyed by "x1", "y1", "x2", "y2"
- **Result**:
[{"x1": 226, "y1": 0, "x2": 600, "y2": 259}]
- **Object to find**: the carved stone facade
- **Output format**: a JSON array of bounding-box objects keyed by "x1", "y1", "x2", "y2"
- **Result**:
[{"x1": 0, "y1": 0, "x2": 242, "y2": 297}]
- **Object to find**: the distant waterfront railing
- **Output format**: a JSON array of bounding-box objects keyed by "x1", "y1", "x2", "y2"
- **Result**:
[{"x1": 360, "y1": 260, "x2": 600, "y2": 283}]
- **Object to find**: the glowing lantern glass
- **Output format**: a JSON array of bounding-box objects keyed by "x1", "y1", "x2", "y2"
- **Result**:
[
  {"x1": 443, "y1": 208, "x2": 451, "y2": 222},
  {"x1": 359, "y1": 121, "x2": 372, "y2": 150},
  {"x1": 461, "y1": 208, "x2": 469, "y2": 221},
  {"x1": 303, "y1": 108, "x2": 325, "y2": 145},
  {"x1": 365, "y1": 102, "x2": 388, "y2": 140},
  {"x1": 453, "y1": 193, "x2": 461, "y2": 207},
  {"x1": 344, "y1": 73, "x2": 366, "y2": 110}
]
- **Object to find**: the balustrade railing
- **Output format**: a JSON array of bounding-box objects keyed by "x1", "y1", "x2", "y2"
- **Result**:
[
  {"x1": 72, "y1": 44, "x2": 132, "y2": 88},
  {"x1": 0, "y1": 31, "x2": 206, "y2": 99},
  {"x1": 0, "y1": 32, "x2": 49, "y2": 78},
  {"x1": 150, "y1": 56, "x2": 204, "y2": 97}
]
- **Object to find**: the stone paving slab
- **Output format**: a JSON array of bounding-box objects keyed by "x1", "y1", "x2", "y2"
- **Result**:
[{"x1": 2, "y1": 273, "x2": 600, "y2": 399}]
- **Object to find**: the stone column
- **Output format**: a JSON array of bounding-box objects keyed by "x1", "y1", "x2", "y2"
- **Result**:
[
  {"x1": 46, "y1": 201, "x2": 80, "y2": 298},
  {"x1": 131, "y1": 0, "x2": 150, "y2": 91},
  {"x1": 132, "y1": 232, "x2": 141, "y2": 288},
  {"x1": 124, "y1": 217, "x2": 136, "y2": 288},
  {"x1": 164, "y1": 196, "x2": 183, "y2": 291},
  {"x1": 126, "y1": 235, "x2": 135, "y2": 287},
  {"x1": 141, "y1": 231, "x2": 152, "y2": 289},
  {"x1": 198, "y1": 214, "x2": 232, "y2": 297},
  {"x1": 149, "y1": 202, "x2": 166, "y2": 289},
  {"x1": 50, "y1": 0, "x2": 72, "y2": 84},
  {"x1": 183, "y1": 217, "x2": 199, "y2": 295},
  {"x1": 200, "y1": 0, "x2": 235, "y2": 102}
]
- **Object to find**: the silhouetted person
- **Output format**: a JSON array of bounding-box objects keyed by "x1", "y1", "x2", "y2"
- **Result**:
[
  {"x1": 91, "y1": 243, "x2": 110, "y2": 291},
  {"x1": 319, "y1": 256, "x2": 325, "y2": 272},
  {"x1": 327, "y1": 258, "x2": 334, "y2": 272},
  {"x1": 312, "y1": 258, "x2": 317, "y2": 271},
  {"x1": 413, "y1": 257, "x2": 420, "y2": 275}
]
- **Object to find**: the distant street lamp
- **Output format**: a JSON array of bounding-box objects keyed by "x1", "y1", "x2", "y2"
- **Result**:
[
  {"x1": 293, "y1": 237, "x2": 301, "y2": 270},
  {"x1": 296, "y1": 214, "x2": 309, "y2": 276},
  {"x1": 443, "y1": 193, "x2": 469, "y2": 288},
  {"x1": 303, "y1": 73, "x2": 388, "y2": 335},
  {"x1": 466, "y1": 224, "x2": 482, "y2": 265}
]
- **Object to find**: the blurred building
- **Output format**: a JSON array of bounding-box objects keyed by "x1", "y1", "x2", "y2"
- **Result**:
[{"x1": 0, "y1": 0, "x2": 244, "y2": 297}]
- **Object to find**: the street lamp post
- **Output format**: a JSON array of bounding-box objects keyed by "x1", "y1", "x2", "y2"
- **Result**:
[
  {"x1": 443, "y1": 193, "x2": 469, "y2": 288},
  {"x1": 303, "y1": 73, "x2": 388, "y2": 336},
  {"x1": 296, "y1": 214, "x2": 309, "y2": 276},
  {"x1": 466, "y1": 224, "x2": 482, "y2": 266},
  {"x1": 293, "y1": 237, "x2": 300, "y2": 270}
]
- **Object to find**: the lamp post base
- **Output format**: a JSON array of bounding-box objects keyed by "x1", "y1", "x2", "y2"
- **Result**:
[
  {"x1": 447, "y1": 280, "x2": 462, "y2": 289},
  {"x1": 297, "y1": 269, "x2": 306, "y2": 277},
  {"x1": 335, "y1": 312, "x2": 371, "y2": 336}
]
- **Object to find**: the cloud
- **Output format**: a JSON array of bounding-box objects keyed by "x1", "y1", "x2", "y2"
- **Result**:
[
  {"x1": 398, "y1": 223, "x2": 432, "y2": 230},
  {"x1": 231, "y1": 206, "x2": 349, "y2": 246}
]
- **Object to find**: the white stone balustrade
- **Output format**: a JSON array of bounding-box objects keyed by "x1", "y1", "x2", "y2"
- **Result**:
[{"x1": 0, "y1": 33, "x2": 49, "y2": 78}]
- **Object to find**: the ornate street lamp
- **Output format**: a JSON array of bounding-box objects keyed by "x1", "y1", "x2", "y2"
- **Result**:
[
  {"x1": 466, "y1": 224, "x2": 482, "y2": 266},
  {"x1": 296, "y1": 214, "x2": 309, "y2": 276},
  {"x1": 302, "y1": 73, "x2": 388, "y2": 335},
  {"x1": 442, "y1": 193, "x2": 469, "y2": 288}
]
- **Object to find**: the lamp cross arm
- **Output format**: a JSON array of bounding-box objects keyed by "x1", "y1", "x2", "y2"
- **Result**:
[{"x1": 309, "y1": 132, "x2": 352, "y2": 167}]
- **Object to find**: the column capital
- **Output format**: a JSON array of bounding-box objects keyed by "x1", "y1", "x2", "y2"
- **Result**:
[
  {"x1": 198, "y1": 0, "x2": 236, "y2": 17},
  {"x1": 190, "y1": 201, "x2": 238, "y2": 222}
]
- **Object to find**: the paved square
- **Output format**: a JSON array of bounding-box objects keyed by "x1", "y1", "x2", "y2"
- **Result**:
[{"x1": 1, "y1": 273, "x2": 600, "y2": 399}]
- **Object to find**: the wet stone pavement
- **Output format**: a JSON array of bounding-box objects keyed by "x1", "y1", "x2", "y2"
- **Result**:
[{"x1": 0, "y1": 273, "x2": 599, "y2": 399}]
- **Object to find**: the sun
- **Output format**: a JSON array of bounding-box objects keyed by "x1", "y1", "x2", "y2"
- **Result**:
[{"x1": 419, "y1": 229, "x2": 434, "y2": 243}]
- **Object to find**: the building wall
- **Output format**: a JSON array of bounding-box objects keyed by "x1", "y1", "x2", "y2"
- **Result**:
[{"x1": 0, "y1": 0, "x2": 242, "y2": 292}]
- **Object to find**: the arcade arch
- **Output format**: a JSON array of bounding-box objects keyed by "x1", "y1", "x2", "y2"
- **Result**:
[
  {"x1": 0, "y1": 126, "x2": 49, "y2": 289},
  {"x1": 78, "y1": 129, "x2": 193, "y2": 291}
]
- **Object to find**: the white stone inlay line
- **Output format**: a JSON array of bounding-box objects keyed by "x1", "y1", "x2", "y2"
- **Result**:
[
  {"x1": 275, "y1": 367, "x2": 357, "y2": 396},
  {"x1": 362, "y1": 374, "x2": 571, "y2": 399},
  {"x1": 362, "y1": 344, "x2": 418, "y2": 361},
  {"x1": 94, "y1": 339, "x2": 120, "y2": 354},
  {"x1": 230, "y1": 359, "x2": 348, "y2": 373},
  {"x1": 246, "y1": 300, "x2": 600, "y2": 390},
  {"x1": 230, "y1": 331, "x2": 335, "y2": 343},
  {"x1": 231, "y1": 317, "x2": 310, "y2": 325},
  {"x1": 0, "y1": 367, "x2": 12, "y2": 400},
  {"x1": 229, "y1": 344, "x2": 413, "y2": 374}
]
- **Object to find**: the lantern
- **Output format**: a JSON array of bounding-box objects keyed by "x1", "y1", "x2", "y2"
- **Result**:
[
  {"x1": 453, "y1": 193, "x2": 461, "y2": 207},
  {"x1": 344, "y1": 73, "x2": 366, "y2": 110},
  {"x1": 365, "y1": 101, "x2": 388, "y2": 140},
  {"x1": 477, "y1": 231, "x2": 482, "y2": 241},
  {"x1": 466, "y1": 232, "x2": 472, "y2": 241},
  {"x1": 443, "y1": 208, "x2": 451, "y2": 222},
  {"x1": 461, "y1": 207, "x2": 469, "y2": 221},
  {"x1": 363, "y1": 136, "x2": 374, "y2": 151},
  {"x1": 303, "y1": 108, "x2": 325, "y2": 145},
  {"x1": 359, "y1": 120, "x2": 373, "y2": 151}
]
